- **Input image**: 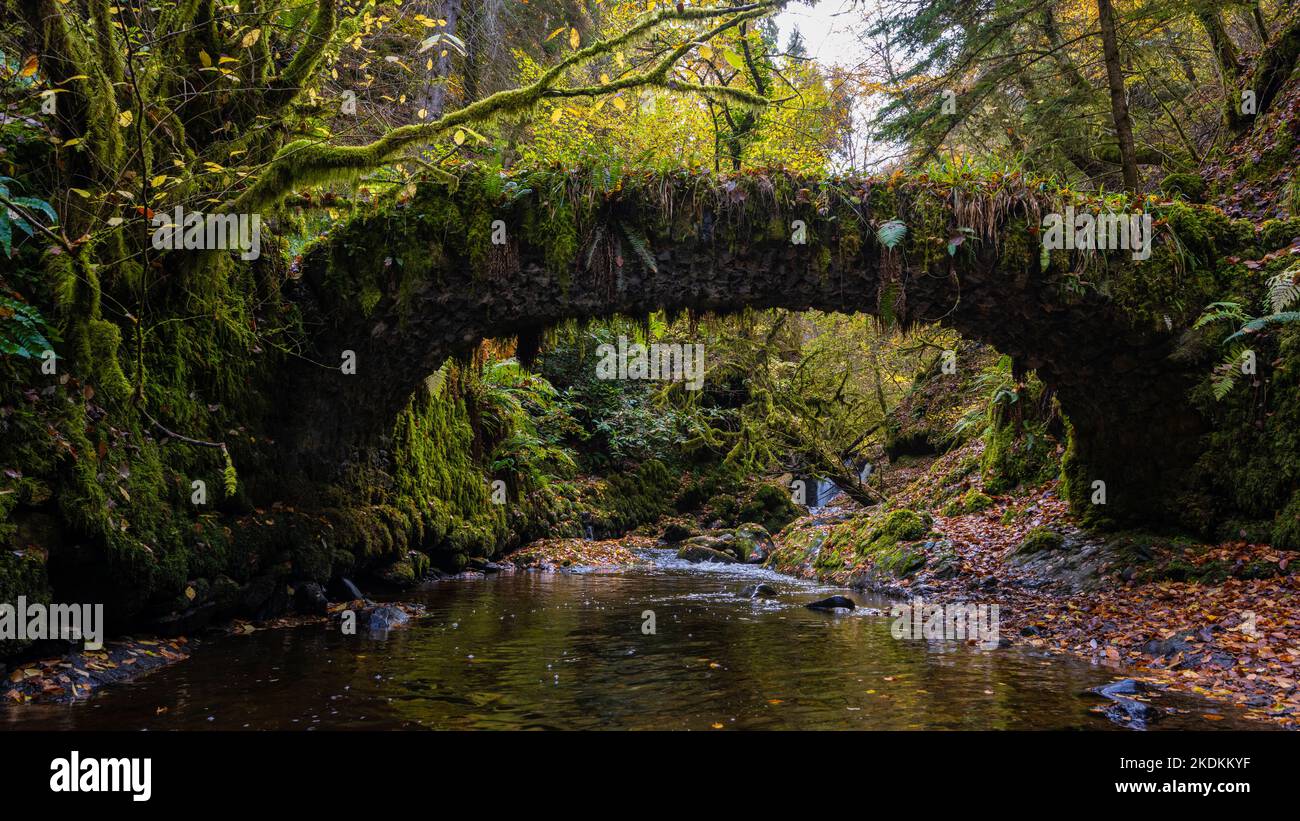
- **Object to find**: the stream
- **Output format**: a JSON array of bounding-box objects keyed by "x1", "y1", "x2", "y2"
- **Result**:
[{"x1": 1, "y1": 549, "x2": 1264, "y2": 730}]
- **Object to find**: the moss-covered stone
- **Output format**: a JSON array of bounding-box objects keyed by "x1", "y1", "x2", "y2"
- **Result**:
[
  {"x1": 1016, "y1": 527, "x2": 1064, "y2": 556},
  {"x1": 942, "y1": 489, "x2": 995, "y2": 516}
]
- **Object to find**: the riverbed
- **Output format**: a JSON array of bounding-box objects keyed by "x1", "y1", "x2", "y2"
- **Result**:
[{"x1": 0, "y1": 549, "x2": 1263, "y2": 730}]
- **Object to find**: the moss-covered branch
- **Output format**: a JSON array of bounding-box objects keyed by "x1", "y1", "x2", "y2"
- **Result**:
[
  {"x1": 264, "y1": 0, "x2": 338, "y2": 111},
  {"x1": 231, "y1": 1, "x2": 783, "y2": 211}
]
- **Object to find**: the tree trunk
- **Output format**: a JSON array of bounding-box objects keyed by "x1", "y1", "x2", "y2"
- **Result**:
[
  {"x1": 1196, "y1": 7, "x2": 1250, "y2": 130},
  {"x1": 416, "y1": 0, "x2": 463, "y2": 119},
  {"x1": 1097, "y1": 0, "x2": 1141, "y2": 193},
  {"x1": 1247, "y1": 10, "x2": 1300, "y2": 128}
]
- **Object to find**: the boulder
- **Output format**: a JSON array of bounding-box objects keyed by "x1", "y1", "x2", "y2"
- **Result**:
[
  {"x1": 732, "y1": 523, "x2": 774, "y2": 563},
  {"x1": 741, "y1": 583, "x2": 779, "y2": 598},
  {"x1": 676, "y1": 544, "x2": 739, "y2": 564},
  {"x1": 805, "y1": 595, "x2": 856, "y2": 612},
  {"x1": 371, "y1": 559, "x2": 417, "y2": 589},
  {"x1": 359, "y1": 605, "x2": 411, "y2": 635},
  {"x1": 293, "y1": 581, "x2": 330, "y2": 616},
  {"x1": 662, "y1": 522, "x2": 694, "y2": 543}
]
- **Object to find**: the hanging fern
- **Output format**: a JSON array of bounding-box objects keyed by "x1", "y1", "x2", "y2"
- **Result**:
[
  {"x1": 619, "y1": 222, "x2": 658, "y2": 274},
  {"x1": 875, "y1": 219, "x2": 908, "y2": 249}
]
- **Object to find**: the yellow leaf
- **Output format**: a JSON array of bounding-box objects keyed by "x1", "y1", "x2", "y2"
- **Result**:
[
  {"x1": 426, "y1": 58, "x2": 433, "y2": 70},
  {"x1": 239, "y1": 28, "x2": 261, "y2": 48},
  {"x1": 150, "y1": 175, "x2": 167, "y2": 188},
  {"x1": 417, "y1": 108, "x2": 428, "y2": 120},
  {"x1": 550, "y1": 107, "x2": 564, "y2": 123},
  {"x1": 600, "y1": 72, "x2": 610, "y2": 84},
  {"x1": 569, "y1": 28, "x2": 580, "y2": 50},
  {"x1": 199, "y1": 50, "x2": 212, "y2": 68},
  {"x1": 612, "y1": 97, "x2": 626, "y2": 112},
  {"x1": 185, "y1": 585, "x2": 196, "y2": 601},
  {"x1": 453, "y1": 129, "x2": 465, "y2": 145},
  {"x1": 698, "y1": 44, "x2": 713, "y2": 60},
  {"x1": 63, "y1": 138, "x2": 83, "y2": 148},
  {"x1": 614, "y1": 52, "x2": 625, "y2": 68},
  {"x1": 20, "y1": 55, "x2": 38, "y2": 77},
  {"x1": 117, "y1": 109, "x2": 133, "y2": 127},
  {"x1": 69, "y1": 188, "x2": 91, "y2": 198},
  {"x1": 546, "y1": 27, "x2": 564, "y2": 41}
]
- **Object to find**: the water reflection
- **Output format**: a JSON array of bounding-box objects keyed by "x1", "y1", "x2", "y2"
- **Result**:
[{"x1": 1, "y1": 554, "x2": 1263, "y2": 730}]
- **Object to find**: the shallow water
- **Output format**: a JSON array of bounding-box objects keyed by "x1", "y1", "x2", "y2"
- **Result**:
[{"x1": 0, "y1": 550, "x2": 1263, "y2": 730}]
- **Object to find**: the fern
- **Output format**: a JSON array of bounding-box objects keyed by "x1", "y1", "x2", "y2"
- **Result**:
[
  {"x1": 1266, "y1": 266, "x2": 1300, "y2": 314},
  {"x1": 1224, "y1": 312, "x2": 1300, "y2": 343},
  {"x1": 1194, "y1": 301, "x2": 1247, "y2": 329},
  {"x1": 876, "y1": 219, "x2": 908, "y2": 249},
  {"x1": 0, "y1": 294, "x2": 56, "y2": 359},
  {"x1": 619, "y1": 223, "x2": 658, "y2": 273}
]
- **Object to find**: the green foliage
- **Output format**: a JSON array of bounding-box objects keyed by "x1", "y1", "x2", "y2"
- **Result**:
[
  {"x1": 875, "y1": 219, "x2": 908, "y2": 249},
  {"x1": 0, "y1": 293, "x2": 56, "y2": 359},
  {"x1": 0, "y1": 177, "x2": 58, "y2": 258}
]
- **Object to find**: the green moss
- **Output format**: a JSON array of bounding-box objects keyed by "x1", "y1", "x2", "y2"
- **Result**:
[
  {"x1": 1272, "y1": 491, "x2": 1300, "y2": 550},
  {"x1": 1259, "y1": 218, "x2": 1300, "y2": 251},
  {"x1": 1015, "y1": 526, "x2": 1063, "y2": 555},
  {"x1": 736, "y1": 481, "x2": 800, "y2": 533},
  {"x1": 942, "y1": 488, "x2": 994, "y2": 516},
  {"x1": 981, "y1": 418, "x2": 1057, "y2": 494},
  {"x1": 1160, "y1": 173, "x2": 1207, "y2": 203},
  {"x1": 0, "y1": 550, "x2": 51, "y2": 656},
  {"x1": 596, "y1": 458, "x2": 676, "y2": 535}
]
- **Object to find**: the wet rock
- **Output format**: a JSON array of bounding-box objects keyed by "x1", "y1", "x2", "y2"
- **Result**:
[
  {"x1": 372, "y1": 559, "x2": 418, "y2": 589},
  {"x1": 741, "y1": 583, "x2": 778, "y2": 598},
  {"x1": 662, "y1": 522, "x2": 694, "y2": 543},
  {"x1": 465, "y1": 557, "x2": 502, "y2": 573},
  {"x1": 329, "y1": 577, "x2": 365, "y2": 602},
  {"x1": 294, "y1": 581, "x2": 329, "y2": 616},
  {"x1": 1102, "y1": 697, "x2": 1161, "y2": 729},
  {"x1": 153, "y1": 601, "x2": 217, "y2": 636},
  {"x1": 677, "y1": 544, "x2": 739, "y2": 564},
  {"x1": 1142, "y1": 631, "x2": 1196, "y2": 658},
  {"x1": 237, "y1": 574, "x2": 277, "y2": 615},
  {"x1": 805, "y1": 595, "x2": 856, "y2": 612},
  {"x1": 1091, "y1": 679, "x2": 1163, "y2": 729},
  {"x1": 732, "y1": 523, "x2": 774, "y2": 563},
  {"x1": 254, "y1": 581, "x2": 293, "y2": 622},
  {"x1": 359, "y1": 605, "x2": 411, "y2": 635},
  {"x1": 1098, "y1": 678, "x2": 1145, "y2": 697}
]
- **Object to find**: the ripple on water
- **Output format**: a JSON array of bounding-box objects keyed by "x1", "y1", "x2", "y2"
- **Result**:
[{"x1": 0, "y1": 546, "x2": 1270, "y2": 731}]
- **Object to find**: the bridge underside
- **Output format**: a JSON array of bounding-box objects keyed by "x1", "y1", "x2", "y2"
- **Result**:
[{"x1": 268, "y1": 169, "x2": 1243, "y2": 528}]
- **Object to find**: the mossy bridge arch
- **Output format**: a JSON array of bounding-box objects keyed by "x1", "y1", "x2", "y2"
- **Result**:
[{"x1": 272, "y1": 168, "x2": 1253, "y2": 527}]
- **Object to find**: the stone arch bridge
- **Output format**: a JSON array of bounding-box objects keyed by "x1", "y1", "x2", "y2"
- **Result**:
[{"x1": 269, "y1": 168, "x2": 1240, "y2": 527}]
